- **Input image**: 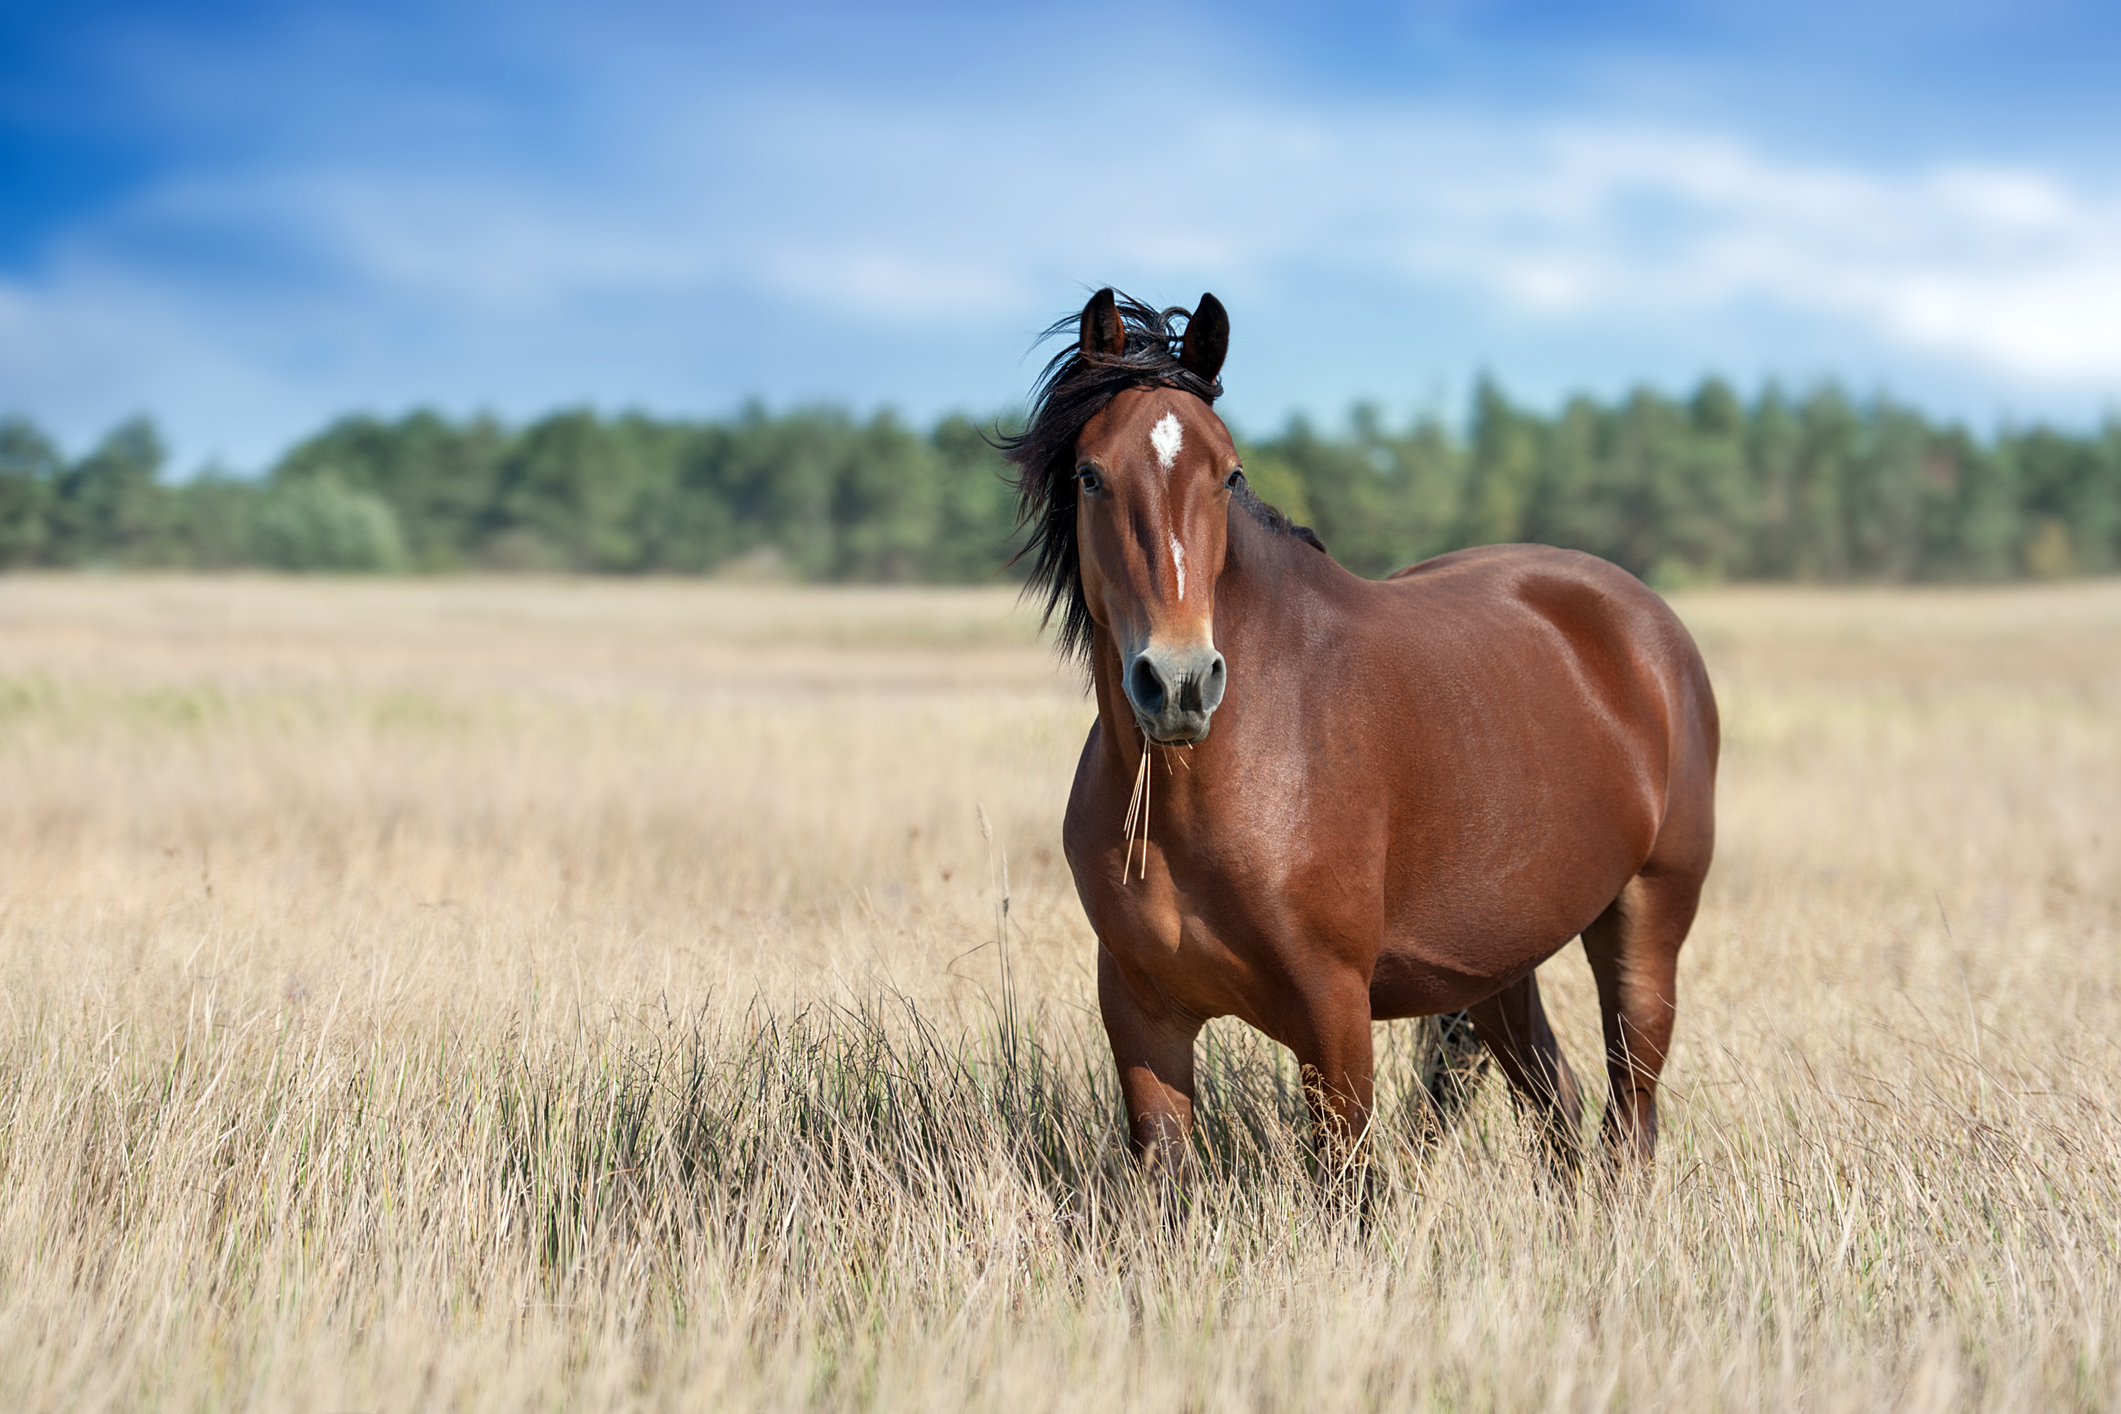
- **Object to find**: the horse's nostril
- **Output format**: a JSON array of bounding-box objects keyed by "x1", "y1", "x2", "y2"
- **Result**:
[
  {"x1": 1201, "y1": 652, "x2": 1228, "y2": 711},
  {"x1": 1126, "y1": 656, "x2": 1166, "y2": 715}
]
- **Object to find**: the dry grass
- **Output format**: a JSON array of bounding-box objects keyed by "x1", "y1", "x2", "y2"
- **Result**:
[{"x1": 0, "y1": 573, "x2": 2117, "y2": 1412}]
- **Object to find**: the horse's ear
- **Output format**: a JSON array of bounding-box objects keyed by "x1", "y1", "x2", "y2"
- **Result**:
[
  {"x1": 1079, "y1": 288, "x2": 1126, "y2": 358},
  {"x1": 1180, "y1": 293, "x2": 1228, "y2": 385}
]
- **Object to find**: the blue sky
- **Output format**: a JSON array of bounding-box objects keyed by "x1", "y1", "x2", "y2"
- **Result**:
[{"x1": 5, "y1": 0, "x2": 2121, "y2": 468}]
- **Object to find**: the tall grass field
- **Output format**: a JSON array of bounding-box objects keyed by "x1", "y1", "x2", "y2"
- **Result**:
[{"x1": 0, "y1": 575, "x2": 2117, "y2": 1411}]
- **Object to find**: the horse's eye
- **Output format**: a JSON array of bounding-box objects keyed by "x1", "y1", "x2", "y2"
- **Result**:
[
  {"x1": 1076, "y1": 466, "x2": 1102, "y2": 494},
  {"x1": 1225, "y1": 468, "x2": 1245, "y2": 490}
]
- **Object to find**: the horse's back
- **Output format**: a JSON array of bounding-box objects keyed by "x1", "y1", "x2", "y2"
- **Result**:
[
  {"x1": 1384, "y1": 544, "x2": 1716, "y2": 777},
  {"x1": 1387, "y1": 543, "x2": 1685, "y2": 649}
]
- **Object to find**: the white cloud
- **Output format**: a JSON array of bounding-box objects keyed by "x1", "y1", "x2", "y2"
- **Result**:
[
  {"x1": 1098, "y1": 113, "x2": 2121, "y2": 381},
  {"x1": 450, "y1": 98, "x2": 2121, "y2": 382}
]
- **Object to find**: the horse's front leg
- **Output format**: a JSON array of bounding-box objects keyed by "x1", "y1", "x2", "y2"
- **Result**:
[
  {"x1": 1097, "y1": 946, "x2": 1202, "y2": 1182},
  {"x1": 1287, "y1": 968, "x2": 1377, "y2": 1201}
]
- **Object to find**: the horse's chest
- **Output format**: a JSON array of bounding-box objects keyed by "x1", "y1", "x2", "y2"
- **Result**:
[
  {"x1": 1065, "y1": 740, "x2": 1371, "y2": 1023},
  {"x1": 1087, "y1": 875, "x2": 1265, "y2": 1020}
]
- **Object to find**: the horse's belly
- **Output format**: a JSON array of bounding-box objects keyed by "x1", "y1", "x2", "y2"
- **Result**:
[
  {"x1": 1369, "y1": 855, "x2": 1639, "y2": 1018},
  {"x1": 1367, "y1": 933, "x2": 1558, "y2": 1018}
]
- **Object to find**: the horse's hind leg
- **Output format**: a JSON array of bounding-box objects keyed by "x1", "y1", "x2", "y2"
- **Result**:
[
  {"x1": 1467, "y1": 972, "x2": 1582, "y2": 1179},
  {"x1": 1423, "y1": 1010, "x2": 1488, "y2": 1132},
  {"x1": 1580, "y1": 868, "x2": 1701, "y2": 1166}
]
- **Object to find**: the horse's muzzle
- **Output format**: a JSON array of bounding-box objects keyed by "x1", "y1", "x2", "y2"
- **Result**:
[{"x1": 1124, "y1": 643, "x2": 1227, "y2": 743}]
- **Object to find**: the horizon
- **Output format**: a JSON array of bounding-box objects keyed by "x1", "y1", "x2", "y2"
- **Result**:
[{"x1": 34, "y1": 364, "x2": 2121, "y2": 480}]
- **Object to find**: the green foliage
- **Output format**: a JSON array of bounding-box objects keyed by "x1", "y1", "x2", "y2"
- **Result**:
[
  {"x1": 49, "y1": 416, "x2": 167, "y2": 566},
  {"x1": 1271, "y1": 406, "x2": 1460, "y2": 578},
  {"x1": 251, "y1": 478, "x2": 409, "y2": 573},
  {"x1": 926, "y1": 414, "x2": 1023, "y2": 583},
  {"x1": 161, "y1": 471, "x2": 265, "y2": 570},
  {"x1": 3, "y1": 383, "x2": 2119, "y2": 584},
  {"x1": 274, "y1": 410, "x2": 507, "y2": 570},
  {"x1": 1253, "y1": 382, "x2": 2121, "y2": 586},
  {"x1": 0, "y1": 416, "x2": 59, "y2": 567},
  {"x1": 484, "y1": 410, "x2": 648, "y2": 570}
]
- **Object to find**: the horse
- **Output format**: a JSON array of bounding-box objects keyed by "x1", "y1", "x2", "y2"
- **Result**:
[{"x1": 1001, "y1": 289, "x2": 1719, "y2": 1181}]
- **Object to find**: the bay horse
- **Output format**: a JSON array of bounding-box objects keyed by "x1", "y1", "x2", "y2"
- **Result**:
[{"x1": 1003, "y1": 290, "x2": 1719, "y2": 1180}]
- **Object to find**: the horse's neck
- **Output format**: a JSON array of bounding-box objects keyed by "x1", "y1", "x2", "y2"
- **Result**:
[{"x1": 1214, "y1": 509, "x2": 1323, "y2": 665}]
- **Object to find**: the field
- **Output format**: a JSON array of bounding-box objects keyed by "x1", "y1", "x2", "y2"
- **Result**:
[{"x1": 0, "y1": 574, "x2": 2117, "y2": 1412}]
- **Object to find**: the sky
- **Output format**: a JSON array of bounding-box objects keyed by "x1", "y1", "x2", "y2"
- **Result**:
[{"x1": 4, "y1": 0, "x2": 2121, "y2": 470}]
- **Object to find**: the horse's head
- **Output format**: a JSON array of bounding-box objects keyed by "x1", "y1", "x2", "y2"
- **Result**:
[{"x1": 1071, "y1": 289, "x2": 1235, "y2": 744}]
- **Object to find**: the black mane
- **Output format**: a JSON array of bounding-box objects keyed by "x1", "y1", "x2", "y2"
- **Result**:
[{"x1": 999, "y1": 291, "x2": 1324, "y2": 663}]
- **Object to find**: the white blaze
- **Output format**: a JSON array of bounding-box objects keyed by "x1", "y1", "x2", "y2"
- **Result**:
[
  {"x1": 1150, "y1": 412, "x2": 1183, "y2": 471},
  {"x1": 1169, "y1": 534, "x2": 1186, "y2": 599}
]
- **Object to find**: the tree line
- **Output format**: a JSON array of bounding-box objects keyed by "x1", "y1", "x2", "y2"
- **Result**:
[{"x1": 2, "y1": 377, "x2": 2117, "y2": 584}]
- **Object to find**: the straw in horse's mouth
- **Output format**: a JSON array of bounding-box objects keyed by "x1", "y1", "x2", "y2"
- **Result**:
[
  {"x1": 1121, "y1": 738, "x2": 1197, "y2": 884},
  {"x1": 1121, "y1": 730, "x2": 1151, "y2": 885}
]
